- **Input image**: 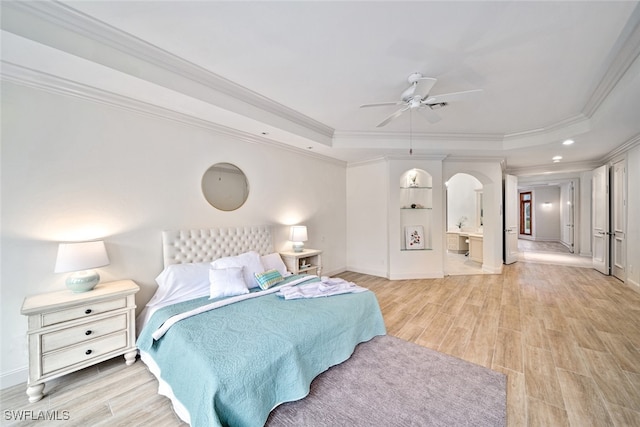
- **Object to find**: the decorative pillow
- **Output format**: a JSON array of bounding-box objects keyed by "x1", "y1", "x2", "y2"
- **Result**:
[
  {"x1": 147, "y1": 262, "x2": 212, "y2": 308},
  {"x1": 209, "y1": 267, "x2": 249, "y2": 299},
  {"x1": 211, "y1": 251, "x2": 265, "y2": 288},
  {"x1": 260, "y1": 252, "x2": 290, "y2": 277},
  {"x1": 254, "y1": 269, "x2": 285, "y2": 290}
]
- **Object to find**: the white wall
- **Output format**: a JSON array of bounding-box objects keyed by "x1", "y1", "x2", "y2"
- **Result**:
[
  {"x1": 446, "y1": 173, "x2": 482, "y2": 231},
  {"x1": 0, "y1": 82, "x2": 348, "y2": 387},
  {"x1": 346, "y1": 160, "x2": 388, "y2": 277},
  {"x1": 532, "y1": 186, "x2": 561, "y2": 241}
]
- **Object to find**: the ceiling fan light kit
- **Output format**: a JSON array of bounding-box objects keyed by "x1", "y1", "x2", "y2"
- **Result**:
[{"x1": 360, "y1": 72, "x2": 482, "y2": 127}]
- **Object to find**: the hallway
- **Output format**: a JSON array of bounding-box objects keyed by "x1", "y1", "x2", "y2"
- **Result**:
[
  {"x1": 517, "y1": 239, "x2": 593, "y2": 269},
  {"x1": 446, "y1": 239, "x2": 593, "y2": 276}
]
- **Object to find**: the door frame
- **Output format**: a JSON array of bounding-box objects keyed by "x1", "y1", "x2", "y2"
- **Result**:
[
  {"x1": 519, "y1": 191, "x2": 532, "y2": 235},
  {"x1": 592, "y1": 164, "x2": 610, "y2": 275},
  {"x1": 504, "y1": 174, "x2": 519, "y2": 265}
]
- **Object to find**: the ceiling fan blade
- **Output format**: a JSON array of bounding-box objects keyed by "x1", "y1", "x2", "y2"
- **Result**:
[
  {"x1": 360, "y1": 101, "x2": 404, "y2": 108},
  {"x1": 376, "y1": 105, "x2": 410, "y2": 127},
  {"x1": 413, "y1": 77, "x2": 437, "y2": 98},
  {"x1": 417, "y1": 106, "x2": 442, "y2": 124},
  {"x1": 424, "y1": 89, "x2": 483, "y2": 104}
]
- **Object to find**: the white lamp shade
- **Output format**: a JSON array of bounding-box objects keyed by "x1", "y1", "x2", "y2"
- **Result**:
[
  {"x1": 289, "y1": 226, "x2": 308, "y2": 243},
  {"x1": 55, "y1": 241, "x2": 110, "y2": 273}
]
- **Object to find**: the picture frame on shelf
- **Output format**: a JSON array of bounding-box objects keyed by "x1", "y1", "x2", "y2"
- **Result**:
[{"x1": 405, "y1": 225, "x2": 425, "y2": 250}]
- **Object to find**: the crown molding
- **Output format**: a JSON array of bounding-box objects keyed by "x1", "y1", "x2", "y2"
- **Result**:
[
  {"x1": 505, "y1": 159, "x2": 602, "y2": 177},
  {"x1": 1, "y1": 61, "x2": 345, "y2": 167},
  {"x1": 346, "y1": 156, "x2": 388, "y2": 168},
  {"x1": 583, "y1": 4, "x2": 640, "y2": 118},
  {"x1": 502, "y1": 114, "x2": 591, "y2": 150},
  {"x1": 334, "y1": 130, "x2": 503, "y2": 143},
  {"x1": 2, "y1": 1, "x2": 335, "y2": 142},
  {"x1": 384, "y1": 154, "x2": 448, "y2": 161},
  {"x1": 443, "y1": 156, "x2": 505, "y2": 164},
  {"x1": 603, "y1": 132, "x2": 640, "y2": 163}
]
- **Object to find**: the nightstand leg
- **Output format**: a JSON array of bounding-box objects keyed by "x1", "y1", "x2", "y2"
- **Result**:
[
  {"x1": 124, "y1": 350, "x2": 137, "y2": 366},
  {"x1": 26, "y1": 383, "x2": 45, "y2": 403}
]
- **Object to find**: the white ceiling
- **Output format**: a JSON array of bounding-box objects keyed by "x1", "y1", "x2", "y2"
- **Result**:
[{"x1": 2, "y1": 1, "x2": 640, "y2": 174}]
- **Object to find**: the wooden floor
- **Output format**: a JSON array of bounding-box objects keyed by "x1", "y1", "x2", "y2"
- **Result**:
[
  {"x1": 518, "y1": 239, "x2": 571, "y2": 253},
  {"x1": 2, "y1": 263, "x2": 639, "y2": 426}
]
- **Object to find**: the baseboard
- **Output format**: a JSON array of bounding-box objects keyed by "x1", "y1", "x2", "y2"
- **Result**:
[
  {"x1": 345, "y1": 266, "x2": 388, "y2": 279},
  {"x1": 388, "y1": 271, "x2": 445, "y2": 280},
  {"x1": 482, "y1": 264, "x2": 503, "y2": 274},
  {"x1": 1, "y1": 367, "x2": 27, "y2": 390},
  {"x1": 324, "y1": 267, "x2": 347, "y2": 277},
  {"x1": 627, "y1": 277, "x2": 640, "y2": 293}
]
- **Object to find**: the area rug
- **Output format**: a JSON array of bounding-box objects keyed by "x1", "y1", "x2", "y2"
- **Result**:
[{"x1": 267, "y1": 335, "x2": 506, "y2": 426}]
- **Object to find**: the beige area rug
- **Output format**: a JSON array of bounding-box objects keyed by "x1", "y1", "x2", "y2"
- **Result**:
[{"x1": 267, "y1": 335, "x2": 506, "y2": 426}]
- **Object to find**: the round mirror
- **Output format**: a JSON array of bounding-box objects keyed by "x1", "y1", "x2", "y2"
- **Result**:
[{"x1": 202, "y1": 163, "x2": 249, "y2": 211}]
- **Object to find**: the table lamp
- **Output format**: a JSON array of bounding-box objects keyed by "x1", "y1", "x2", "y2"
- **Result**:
[
  {"x1": 54, "y1": 240, "x2": 110, "y2": 293},
  {"x1": 289, "y1": 226, "x2": 308, "y2": 253}
]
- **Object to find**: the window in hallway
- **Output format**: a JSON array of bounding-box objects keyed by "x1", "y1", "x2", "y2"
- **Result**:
[{"x1": 520, "y1": 192, "x2": 532, "y2": 235}]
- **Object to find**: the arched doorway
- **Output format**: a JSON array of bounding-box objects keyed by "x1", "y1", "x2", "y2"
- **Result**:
[{"x1": 445, "y1": 172, "x2": 484, "y2": 275}]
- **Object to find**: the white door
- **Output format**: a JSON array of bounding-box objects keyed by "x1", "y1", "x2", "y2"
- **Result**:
[
  {"x1": 611, "y1": 160, "x2": 626, "y2": 281},
  {"x1": 504, "y1": 174, "x2": 519, "y2": 264},
  {"x1": 565, "y1": 182, "x2": 575, "y2": 253},
  {"x1": 592, "y1": 165, "x2": 610, "y2": 275}
]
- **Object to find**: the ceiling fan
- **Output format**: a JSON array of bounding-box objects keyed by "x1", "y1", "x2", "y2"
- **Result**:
[{"x1": 360, "y1": 73, "x2": 483, "y2": 127}]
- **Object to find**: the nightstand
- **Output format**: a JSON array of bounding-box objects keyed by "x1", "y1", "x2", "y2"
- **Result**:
[
  {"x1": 20, "y1": 280, "x2": 139, "y2": 403},
  {"x1": 279, "y1": 249, "x2": 323, "y2": 276}
]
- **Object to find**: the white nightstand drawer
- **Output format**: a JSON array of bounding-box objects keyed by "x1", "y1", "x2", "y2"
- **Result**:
[
  {"x1": 42, "y1": 314, "x2": 127, "y2": 353},
  {"x1": 42, "y1": 332, "x2": 128, "y2": 375},
  {"x1": 42, "y1": 298, "x2": 126, "y2": 327}
]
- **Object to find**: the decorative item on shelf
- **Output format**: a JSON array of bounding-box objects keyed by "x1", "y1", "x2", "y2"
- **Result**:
[
  {"x1": 289, "y1": 225, "x2": 308, "y2": 253},
  {"x1": 408, "y1": 169, "x2": 419, "y2": 187},
  {"x1": 405, "y1": 225, "x2": 425, "y2": 250},
  {"x1": 456, "y1": 216, "x2": 468, "y2": 230},
  {"x1": 54, "y1": 240, "x2": 110, "y2": 293},
  {"x1": 299, "y1": 259, "x2": 311, "y2": 269}
]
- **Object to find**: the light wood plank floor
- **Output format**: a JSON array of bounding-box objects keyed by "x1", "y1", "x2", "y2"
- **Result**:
[
  {"x1": 518, "y1": 239, "x2": 571, "y2": 253},
  {"x1": 2, "y1": 263, "x2": 639, "y2": 426}
]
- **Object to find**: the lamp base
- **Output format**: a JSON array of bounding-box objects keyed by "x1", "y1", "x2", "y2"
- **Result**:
[
  {"x1": 66, "y1": 270, "x2": 100, "y2": 293},
  {"x1": 292, "y1": 242, "x2": 304, "y2": 253}
]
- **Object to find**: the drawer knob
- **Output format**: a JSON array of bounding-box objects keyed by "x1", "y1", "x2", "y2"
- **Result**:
[
  {"x1": 85, "y1": 330, "x2": 92, "y2": 336},
  {"x1": 84, "y1": 309, "x2": 92, "y2": 315},
  {"x1": 85, "y1": 350, "x2": 92, "y2": 355}
]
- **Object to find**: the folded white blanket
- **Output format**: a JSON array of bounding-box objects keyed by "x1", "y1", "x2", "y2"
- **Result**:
[{"x1": 276, "y1": 276, "x2": 367, "y2": 300}]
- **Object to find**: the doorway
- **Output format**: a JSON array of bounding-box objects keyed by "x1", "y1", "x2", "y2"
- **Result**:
[
  {"x1": 445, "y1": 173, "x2": 484, "y2": 275},
  {"x1": 520, "y1": 192, "x2": 532, "y2": 235}
]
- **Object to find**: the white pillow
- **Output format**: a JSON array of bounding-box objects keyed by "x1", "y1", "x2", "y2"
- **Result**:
[
  {"x1": 147, "y1": 262, "x2": 212, "y2": 308},
  {"x1": 211, "y1": 251, "x2": 265, "y2": 288},
  {"x1": 209, "y1": 267, "x2": 249, "y2": 299},
  {"x1": 260, "y1": 252, "x2": 290, "y2": 277}
]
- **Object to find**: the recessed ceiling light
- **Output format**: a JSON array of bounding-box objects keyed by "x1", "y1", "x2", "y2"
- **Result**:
[
  {"x1": 552, "y1": 155, "x2": 563, "y2": 161},
  {"x1": 562, "y1": 139, "x2": 574, "y2": 145},
  {"x1": 553, "y1": 160, "x2": 561, "y2": 163}
]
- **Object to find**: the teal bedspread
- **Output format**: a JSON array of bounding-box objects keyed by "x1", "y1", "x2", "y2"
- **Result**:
[{"x1": 137, "y1": 276, "x2": 386, "y2": 427}]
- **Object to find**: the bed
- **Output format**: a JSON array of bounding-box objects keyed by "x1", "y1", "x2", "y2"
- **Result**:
[{"x1": 136, "y1": 226, "x2": 386, "y2": 427}]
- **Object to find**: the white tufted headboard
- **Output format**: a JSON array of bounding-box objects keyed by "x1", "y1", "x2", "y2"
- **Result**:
[{"x1": 162, "y1": 226, "x2": 273, "y2": 268}]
